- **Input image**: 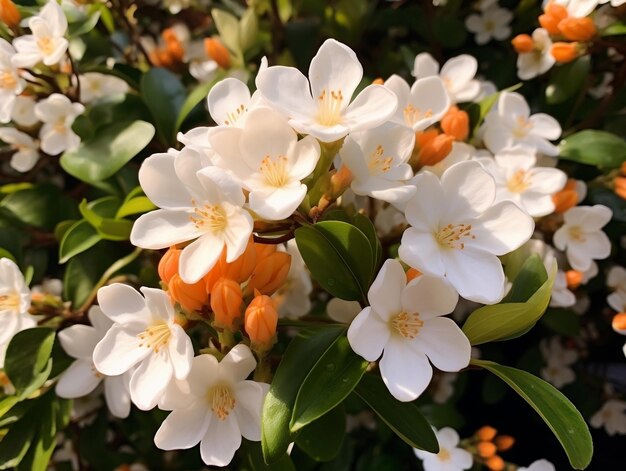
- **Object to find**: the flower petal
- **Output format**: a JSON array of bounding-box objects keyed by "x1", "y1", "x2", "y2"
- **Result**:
[
  {"x1": 208, "y1": 77, "x2": 251, "y2": 126},
  {"x1": 368, "y1": 259, "x2": 405, "y2": 318},
  {"x1": 55, "y1": 359, "x2": 101, "y2": 398},
  {"x1": 130, "y1": 351, "x2": 174, "y2": 410},
  {"x1": 155, "y1": 402, "x2": 211, "y2": 450},
  {"x1": 97, "y1": 283, "x2": 150, "y2": 325},
  {"x1": 104, "y1": 374, "x2": 132, "y2": 418},
  {"x1": 221, "y1": 344, "x2": 257, "y2": 382},
  {"x1": 234, "y1": 380, "x2": 267, "y2": 441},
  {"x1": 379, "y1": 339, "x2": 432, "y2": 402},
  {"x1": 93, "y1": 325, "x2": 149, "y2": 376},
  {"x1": 179, "y1": 234, "x2": 224, "y2": 284},
  {"x1": 342, "y1": 85, "x2": 398, "y2": 133},
  {"x1": 58, "y1": 325, "x2": 100, "y2": 359},
  {"x1": 418, "y1": 317, "x2": 471, "y2": 372},
  {"x1": 347, "y1": 307, "x2": 390, "y2": 362},
  {"x1": 200, "y1": 414, "x2": 241, "y2": 467},
  {"x1": 401, "y1": 275, "x2": 458, "y2": 320},
  {"x1": 255, "y1": 66, "x2": 316, "y2": 121},
  {"x1": 139, "y1": 153, "x2": 194, "y2": 210},
  {"x1": 130, "y1": 209, "x2": 204, "y2": 250}
]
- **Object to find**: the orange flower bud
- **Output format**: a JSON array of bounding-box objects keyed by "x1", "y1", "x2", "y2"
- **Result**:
[
  {"x1": 221, "y1": 238, "x2": 257, "y2": 284},
  {"x1": 372, "y1": 78, "x2": 384, "y2": 85},
  {"x1": 565, "y1": 270, "x2": 583, "y2": 290},
  {"x1": 494, "y1": 435, "x2": 515, "y2": 451},
  {"x1": 477, "y1": 441, "x2": 497, "y2": 458},
  {"x1": 615, "y1": 176, "x2": 626, "y2": 200},
  {"x1": 204, "y1": 258, "x2": 225, "y2": 294},
  {"x1": 416, "y1": 130, "x2": 454, "y2": 166},
  {"x1": 168, "y1": 273, "x2": 209, "y2": 312},
  {"x1": 620, "y1": 161, "x2": 626, "y2": 176},
  {"x1": 406, "y1": 268, "x2": 422, "y2": 282},
  {"x1": 558, "y1": 17, "x2": 597, "y2": 42},
  {"x1": 612, "y1": 312, "x2": 626, "y2": 332},
  {"x1": 486, "y1": 455, "x2": 505, "y2": 471},
  {"x1": 511, "y1": 34, "x2": 534, "y2": 53},
  {"x1": 158, "y1": 247, "x2": 181, "y2": 285},
  {"x1": 551, "y1": 42, "x2": 580, "y2": 63},
  {"x1": 440, "y1": 106, "x2": 469, "y2": 141},
  {"x1": 255, "y1": 243, "x2": 277, "y2": 262},
  {"x1": 162, "y1": 28, "x2": 178, "y2": 43},
  {"x1": 245, "y1": 290, "x2": 278, "y2": 350},
  {"x1": 476, "y1": 425, "x2": 497, "y2": 441},
  {"x1": 204, "y1": 37, "x2": 231, "y2": 69},
  {"x1": 330, "y1": 165, "x2": 354, "y2": 197},
  {"x1": 211, "y1": 277, "x2": 243, "y2": 331},
  {"x1": 552, "y1": 179, "x2": 579, "y2": 213},
  {"x1": 0, "y1": 0, "x2": 20, "y2": 28},
  {"x1": 539, "y1": 3, "x2": 569, "y2": 35},
  {"x1": 248, "y1": 251, "x2": 291, "y2": 296}
]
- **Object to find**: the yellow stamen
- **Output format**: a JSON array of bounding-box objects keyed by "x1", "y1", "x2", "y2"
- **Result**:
[
  {"x1": 137, "y1": 322, "x2": 172, "y2": 353},
  {"x1": 189, "y1": 201, "x2": 228, "y2": 232},
  {"x1": 512, "y1": 116, "x2": 533, "y2": 138},
  {"x1": 0, "y1": 293, "x2": 19, "y2": 312},
  {"x1": 438, "y1": 447, "x2": 451, "y2": 461},
  {"x1": 368, "y1": 144, "x2": 393, "y2": 175},
  {"x1": 223, "y1": 104, "x2": 246, "y2": 126},
  {"x1": 403, "y1": 104, "x2": 433, "y2": 127},
  {"x1": 37, "y1": 36, "x2": 55, "y2": 55},
  {"x1": 259, "y1": 155, "x2": 289, "y2": 187},
  {"x1": 316, "y1": 89, "x2": 343, "y2": 126},
  {"x1": 507, "y1": 168, "x2": 530, "y2": 193},
  {"x1": 390, "y1": 311, "x2": 424, "y2": 339},
  {"x1": 436, "y1": 223, "x2": 476, "y2": 250},
  {"x1": 568, "y1": 226, "x2": 586, "y2": 243},
  {"x1": 208, "y1": 384, "x2": 236, "y2": 420},
  {"x1": 0, "y1": 71, "x2": 17, "y2": 90}
]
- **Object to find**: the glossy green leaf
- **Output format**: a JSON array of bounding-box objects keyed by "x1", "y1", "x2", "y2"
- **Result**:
[
  {"x1": 173, "y1": 79, "x2": 216, "y2": 133},
  {"x1": 472, "y1": 359, "x2": 593, "y2": 469},
  {"x1": 78, "y1": 198, "x2": 132, "y2": 241},
  {"x1": 502, "y1": 255, "x2": 547, "y2": 303},
  {"x1": 352, "y1": 212, "x2": 382, "y2": 272},
  {"x1": 295, "y1": 405, "x2": 346, "y2": 462},
  {"x1": 0, "y1": 184, "x2": 78, "y2": 230},
  {"x1": 63, "y1": 244, "x2": 114, "y2": 307},
  {"x1": 60, "y1": 120, "x2": 155, "y2": 184},
  {"x1": 4, "y1": 328, "x2": 55, "y2": 394},
  {"x1": 0, "y1": 414, "x2": 35, "y2": 469},
  {"x1": 541, "y1": 309, "x2": 581, "y2": 336},
  {"x1": 600, "y1": 22, "x2": 626, "y2": 36},
  {"x1": 58, "y1": 220, "x2": 101, "y2": 263},
  {"x1": 462, "y1": 260, "x2": 555, "y2": 345},
  {"x1": 115, "y1": 196, "x2": 156, "y2": 219},
  {"x1": 559, "y1": 130, "x2": 626, "y2": 170},
  {"x1": 295, "y1": 221, "x2": 373, "y2": 303},
  {"x1": 140, "y1": 68, "x2": 185, "y2": 145},
  {"x1": 262, "y1": 326, "x2": 345, "y2": 464},
  {"x1": 212, "y1": 8, "x2": 241, "y2": 58},
  {"x1": 355, "y1": 374, "x2": 439, "y2": 453},
  {"x1": 241, "y1": 440, "x2": 295, "y2": 471},
  {"x1": 291, "y1": 335, "x2": 368, "y2": 431},
  {"x1": 239, "y1": 7, "x2": 259, "y2": 52},
  {"x1": 546, "y1": 57, "x2": 590, "y2": 104}
]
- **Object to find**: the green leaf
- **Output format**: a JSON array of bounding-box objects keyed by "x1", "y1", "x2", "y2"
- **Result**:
[
  {"x1": 58, "y1": 219, "x2": 101, "y2": 263},
  {"x1": 262, "y1": 326, "x2": 346, "y2": 464},
  {"x1": 212, "y1": 8, "x2": 241, "y2": 58},
  {"x1": 295, "y1": 221, "x2": 373, "y2": 303},
  {"x1": 4, "y1": 328, "x2": 55, "y2": 394},
  {"x1": 462, "y1": 260, "x2": 556, "y2": 345},
  {"x1": 78, "y1": 198, "x2": 132, "y2": 241},
  {"x1": 559, "y1": 130, "x2": 626, "y2": 170},
  {"x1": 600, "y1": 21, "x2": 626, "y2": 36},
  {"x1": 354, "y1": 374, "x2": 439, "y2": 453},
  {"x1": 291, "y1": 335, "x2": 368, "y2": 432},
  {"x1": 115, "y1": 196, "x2": 155, "y2": 219},
  {"x1": 295, "y1": 405, "x2": 346, "y2": 462},
  {"x1": 502, "y1": 254, "x2": 547, "y2": 303},
  {"x1": 0, "y1": 184, "x2": 78, "y2": 230},
  {"x1": 173, "y1": 79, "x2": 217, "y2": 134},
  {"x1": 241, "y1": 440, "x2": 295, "y2": 471},
  {"x1": 60, "y1": 120, "x2": 155, "y2": 184},
  {"x1": 0, "y1": 413, "x2": 36, "y2": 469},
  {"x1": 541, "y1": 309, "x2": 581, "y2": 336},
  {"x1": 239, "y1": 7, "x2": 259, "y2": 53},
  {"x1": 63, "y1": 244, "x2": 114, "y2": 307},
  {"x1": 352, "y1": 213, "x2": 382, "y2": 273},
  {"x1": 140, "y1": 68, "x2": 186, "y2": 146},
  {"x1": 472, "y1": 359, "x2": 593, "y2": 469},
  {"x1": 546, "y1": 57, "x2": 590, "y2": 104}
]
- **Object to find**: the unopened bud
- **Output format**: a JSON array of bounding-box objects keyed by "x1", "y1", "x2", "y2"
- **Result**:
[
  {"x1": 511, "y1": 34, "x2": 534, "y2": 53},
  {"x1": 565, "y1": 270, "x2": 583, "y2": 290},
  {"x1": 168, "y1": 273, "x2": 209, "y2": 312},
  {"x1": 211, "y1": 277, "x2": 243, "y2": 331},
  {"x1": 612, "y1": 312, "x2": 626, "y2": 333},
  {"x1": 494, "y1": 435, "x2": 515, "y2": 451},
  {"x1": 204, "y1": 256, "x2": 225, "y2": 294},
  {"x1": 158, "y1": 247, "x2": 181, "y2": 285},
  {"x1": 221, "y1": 238, "x2": 257, "y2": 283},
  {"x1": 248, "y1": 251, "x2": 291, "y2": 296},
  {"x1": 552, "y1": 179, "x2": 579, "y2": 213},
  {"x1": 551, "y1": 42, "x2": 580, "y2": 63},
  {"x1": 245, "y1": 290, "x2": 278, "y2": 351},
  {"x1": 485, "y1": 455, "x2": 505, "y2": 471},
  {"x1": 416, "y1": 130, "x2": 454, "y2": 167},
  {"x1": 330, "y1": 165, "x2": 354, "y2": 197},
  {"x1": 476, "y1": 425, "x2": 497, "y2": 441},
  {"x1": 372, "y1": 77, "x2": 384, "y2": 85},
  {"x1": 477, "y1": 441, "x2": 497, "y2": 458},
  {"x1": 539, "y1": 3, "x2": 568, "y2": 35},
  {"x1": 0, "y1": 0, "x2": 20, "y2": 29},
  {"x1": 558, "y1": 17, "x2": 597, "y2": 42},
  {"x1": 204, "y1": 37, "x2": 231, "y2": 69},
  {"x1": 440, "y1": 106, "x2": 469, "y2": 141},
  {"x1": 255, "y1": 242, "x2": 277, "y2": 262},
  {"x1": 614, "y1": 176, "x2": 626, "y2": 200},
  {"x1": 406, "y1": 268, "x2": 422, "y2": 282}
]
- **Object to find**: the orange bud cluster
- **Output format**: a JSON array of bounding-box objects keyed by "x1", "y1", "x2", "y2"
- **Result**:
[
  {"x1": 539, "y1": 3, "x2": 568, "y2": 35},
  {"x1": 440, "y1": 106, "x2": 469, "y2": 142},
  {"x1": 204, "y1": 37, "x2": 231, "y2": 69},
  {"x1": 0, "y1": 0, "x2": 20, "y2": 29},
  {"x1": 558, "y1": 17, "x2": 597, "y2": 42},
  {"x1": 245, "y1": 290, "x2": 278, "y2": 351},
  {"x1": 149, "y1": 28, "x2": 186, "y2": 69},
  {"x1": 615, "y1": 162, "x2": 626, "y2": 200},
  {"x1": 552, "y1": 179, "x2": 579, "y2": 213},
  {"x1": 211, "y1": 277, "x2": 243, "y2": 331},
  {"x1": 472, "y1": 426, "x2": 515, "y2": 471},
  {"x1": 414, "y1": 129, "x2": 454, "y2": 167},
  {"x1": 551, "y1": 42, "x2": 580, "y2": 63}
]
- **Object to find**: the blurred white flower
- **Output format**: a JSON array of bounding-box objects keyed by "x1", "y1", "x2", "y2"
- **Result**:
[
  {"x1": 414, "y1": 427, "x2": 472, "y2": 471},
  {"x1": 607, "y1": 266, "x2": 626, "y2": 312},
  {"x1": 0, "y1": 40, "x2": 24, "y2": 123},
  {"x1": 519, "y1": 459, "x2": 556, "y2": 471},
  {"x1": 10, "y1": 95, "x2": 38, "y2": 127},
  {"x1": 0, "y1": 127, "x2": 39, "y2": 172},
  {"x1": 34, "y1": 93, "x2": 84, "y2": 155},
  {"x1": 79, "y1": 72, "x2": 129, "y2": 103},
  {"x1": 327, "y1": 297, "x2": 361, "y2": 323},
  {"x1": 465, "y1": 7, "x2": 513, "y2": 45},
  {"x1": 590, "y1": 399, "x2": 626, "y2": 435},
  {"x1": 517, "y1": 29, "x2": 555, "y2": 80},
  {"x1": 273, "y1": 240, "x2": 313, "y2": 319},
  {"x1": 412, "y1": 53, "x2": 481, "y2": 103},
  {"x1": 540, "y1": 336, "x2": 578, "y2": 388}
]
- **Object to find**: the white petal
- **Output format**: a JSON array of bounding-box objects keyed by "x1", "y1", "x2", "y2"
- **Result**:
[
  {"x1": 401, "y1": 276, "x2": 458, "y2": 320},
  {"x1": 58, "y1": 325, "x2": 99, "y2": 359},
  {"x1": 288, "y1": 135, "x2": 321, "y2": 181},
  {"x1": 380, "y1": 340, "x2": 432, "y2": 402},
  {"x1": 139, "y1": 153, "x2": 194, "y2": 210},
  {"x1": 412, "y1": 52, "x2": 439, "y2": 78},
  {"x1": 368, "y1": 259, "x2": 405, "y2": 318},
  {"x1": 178, "y1": 234, "x2": 224, "y2": 283},
  {"x1": 130, "y1": 209, "x2": 204, "y2": 250},
  {"x1": 347, "y1": 307, "x2": 390, "y2": 362},
  {"x1": 404, "y1": 172, "x2": 444, "y2": 232},
  {"x1": 441, "y1": 249, "x2": 505, "y2": 304},
  {"x1": 55, "y1": 359, "x2": 101, "y2": 398},
  {"x1": 399, "y1": 230, "x2": 446, "y2": 278},
  {"x1": 564, "y1": 205, "x2": 612, "y2": 230},
  {"x1": 529, "y1": 114, "x2": 561, "y2": 140},
  {"x1": 255, "y1": 65, "x2": 316, "y2": 121},
  {"x1": 141, "y1": 287, "x2": 175, "y2": 323},
  {"x1": 343, "y1": 85, "x2": 398, "y2": 133},
  {"x1": 418, "y1": 317, "x2": 471, "y2": 371},
  {"x1": 104, "y1": 374, "x2": 132, "y2": 418},
  {"x1": 200, "y1": 414, "x2": 241, "y2": 467},
  {"x1": 155, "y1": 402, "x2": 211, "y2": 450},
  {"x1": 168, "y1": 325, "x2": 194, "y2": 380},
  {"x1": 221, "y1": 344, "x2": 257, "y2": 382},
  {"x1": 97, "y1": 283, "x2": 150, "y2": 325},
  {"x1": 240, "y1": 108, "x2": 296, "y2": 167},
  {"x1": 408, "y1": 76, "x2": 450, "y2": 130},
  {"x1": 223, "y1": 210, "x2": 253, "y2": 263},
  {"x1": 196, "y1": 166, "x2": 246, "y2": 207},
  {"x1": 130, "y1": 352, "x2": 174, "y2": 410},
  {"x1": 249, "y1": 184, "x2": 306, "y2": 221},
  {"x1": 93, "y1": 325, "x2": 149, "y2": 376},
  {"x1": 208, "y1": 78, "x2": 251, "y2": 126},
  {"x1": 233, "y1": 381, "x2": 266, "y2": 441},
  {"x1": 441, "y1": 161, "x2": 496, "y2": 218}
]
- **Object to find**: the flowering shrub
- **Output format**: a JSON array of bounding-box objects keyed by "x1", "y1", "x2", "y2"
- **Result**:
[{"x1": 0, "y1": 0, "x2": 625, "y2": 469}]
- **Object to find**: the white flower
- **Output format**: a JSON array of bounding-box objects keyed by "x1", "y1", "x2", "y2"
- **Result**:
[
  {"x1": 339, "y1": 122, "x2": 416, "y2": 204},
  {"x1": 0, "y1": 258, "x2": 36, "y2": 367},
  {"x1": 209, "y1": 107, "x2": 320, "y2": 220},
  {"x1": 207, "y1": 77, "x2": 265, "y2": 128},
  {"x1": 56, "y1": 307, "x2": 132, "y2": 418},
  {"x1": 588, "y1": 72, "x2": 614, "y2": 99},
  {"x1": 34, "y1": 93, "x2": 84, "y2": 155},
  {"x1": 255, "y1": 38, "x2": 397, "y2": 142},
  {"x1": 465, "y1": 7, "x2": 513, "y2": 45},
  {"x1": 348, "y1": 259, "x2": 469, "y2": 401},
  {"x1": 540, "y1": 337, "x2": 577, "y2": 388},
  {"x1": 553, "y1": 205, "x2": 612, "y2": 272},
  {"x1": 131, "y1": 155, "x2": 253, "y2": 283},
  {"x1": 420, "y1": 141, "x2": 473, "y2": 178},
  {"x1": 383, "y1": 75, "x2": 450, "y2": 131},
  {"x1": 590, "y1": 399, "x2": 626, "y2": 435},
  {"x1": 477, "y1": 146, "x2": 567, "y2": 217},
  {"x1": 519, "y1": 459, "x2": 556, "y2": 471},
  {"x1": 0, "y1": 127, "x2": 39, "y2": 172},
  {"x1": 92, "y1": 284, "x2": 194, "y2": 411},
  {"x1": 483, "y1": 92, "x2": 561, "y2": 156},
  {"x1": 154, "y1": 345, "x2": 269, "y2": 467},
  {"x1": 412, "y1": 53, "x2": 481, "y2": 103},
  {"x1": 399, "y1": 161, "x2": 534, "y2": 304},
  {"x1": 414, "y1": 427, "x2": 473, "y2": 471},
  {"x1": 0, "y1": 40, "x2": 24, "y2": 124},
  {"x1": 273, "y1": 240, "x2": 313, "y2": 319},
  {"x1": 517, "y1": 29, "x2": 556, "y2": 80},
  {"x1": 607, "y1": 266, "x2": 626, "y2": 312},
  {"x1": 327, "y1": 297, "x2": 361, "y2": 323},
  {"x1": 11, "y1": 95, "x2": 39, "y2": 127},
  {"x1": 79, "y1": 72, "x2": 129, "y2": 103},
  {"x1": 12, "y1": 0, "x2": 69, "y2": 68},
  {"x1": 551, "y1": 270, "x2": 576, "y2": 308}
]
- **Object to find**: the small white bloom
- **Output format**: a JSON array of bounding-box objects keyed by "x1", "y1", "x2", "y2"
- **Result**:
[
  {"x1": 412, "y1": 53, "x2": 481, "y2": 103},
  {"x1": 551, "y1": 270, "x2": 576, "y2": 308},
  {"x1": 0, "y1": 40, "x2": 24, "y2": 123},
  {"x1": 56, "y1": 306, "x2": 132, "y2": 418},
  {"x1": 256, "y1": 39, "x2": 398, "y2": 142},
  {"x1": 207, "y1": 77, "x2": 265, "y2": 128},
  {"x1": 348, "y1": 259, "x2": 470, "y2": 401},
  {"x1": 0, "y1": 127, "x2": 39, "y2": 172},
  {"x1": 465, "y1": 7, "x2": 513, "y2": 45},
  {"x1": 10, "y1": 95, "x2": 39, "y2": 127},
  {"x1": 34, "y1": 93, "x2": 84, "y2": 155},
  {"x1": 79, "y1": 72, "x2": 129, "y2": 103},
  {"x1": 12, "y1": 0, "x2": 69, "y2": 68},
  {"x1": 92, "y1": 284, "x2": 194, "y2": 411},
  {"x1": 154, "y1": 345, "x2": 269, "y2": 467},
  {"x1": 553, "y1": 205, "x2": 612, "y2": 272},
  {"x1": 517, "y1": 29, "x2": 556, "y2": 80},
  {"x1": 518, "y1": 459, "x2": 556, "y2": 471},
  {"x1": 209, "y1": 107, "x2": 320, "y2": 220},
  {"x1": 588, "y1": 72, "x2": 614, "y2": 99},
  {"x1": 590, "y1": 399, "x2": 626, "y2": 435},
  {"x1": 483, "y1": 92, "x2": 561, "y2": 156},
  {"x1": 374, "y1": 201, "x2": 407, "y2": 237},
  {"x1": 131, "y1": 154, "x2": 253, "y2": 283},
  {"x1": 477, "y1": 146, "x2": 567, "y2": 217},
  {"x1": 607, "y1": 266, "x2": 626, "y2": 312},
  {"x1": 431, "y1": 372, "x2": 457, "y2": 404},
  {"x1": 414, "y1": 427, "x2": 473, "y2": 471},
  {"x1": 540, "y1": 337, "x2": 578, "y2": 388},
  {"x1": 339, "y1": 122, "x2": 416, "y2": 204},
  {"x1": 273, "y1": 240, "x2": 313, "y2": 319},
  {"x1": 399, "y1": 161, "x2": 535, "y2": 304},
  {"x1": 327, "y1": 297, "x2": 361, "y2": 323}
]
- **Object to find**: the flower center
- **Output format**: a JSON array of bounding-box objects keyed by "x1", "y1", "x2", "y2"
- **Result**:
[
  {"x1": 568, "y1": 226, "x2": 586, "y2": 243},
  {"x1": 513, "y1": 116, "x2": 533, "y2": 138},
  {"x1": 403, "y1": 104, "x2": 433, "y2": 127},
  {"x1": 189, "y1": 201, "x2": 228, "y2": 232},
  {"x1": 37, "y1": 36, "x2": 55, "y2": 55},
  {"x1": 484, "y1": 20, "x2": 495, "y2": 32},
  {"x1": 208, "y1": 384, "x2": 236, "y2": 420},
  {"x1": 507, "y1": 168, "x2": 530, "y2": 193},
  {"x1": 368, "y1": 144, "x2": 393, "y2": 175},
  {"x1": 260, "y1": 155, "x2": 289, "y2": 187},
  {"x1": 137, "y1": 322, "x2": 172, "y2": 353},
  {"x1": 390, "y1": 311, "x2": 424, "y2": 339},
  {"x1": 316, "y1": 88, "x2": 343, "y2": 126},
  {"x1": 0, "y1": 293, "x2": 19, "y2": 312},
  {"x1": 438, "y1": 447, "x2": 451, "y2": 461},
  {"x1": 0, "y1": 71, "x2": 17, "y2": 90},
  {"x1": 90, "y1": 362, "x2": 104, "y2": 379},
  {"x1": 436, "y1": 223, "x2": 475, "y2": 250},
  {"x1": 223, "y1": 104, "x2": 246, "y2": 126},
  {"x1": 53, "y1": 118, "x2": 67, "y2": 134}
]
